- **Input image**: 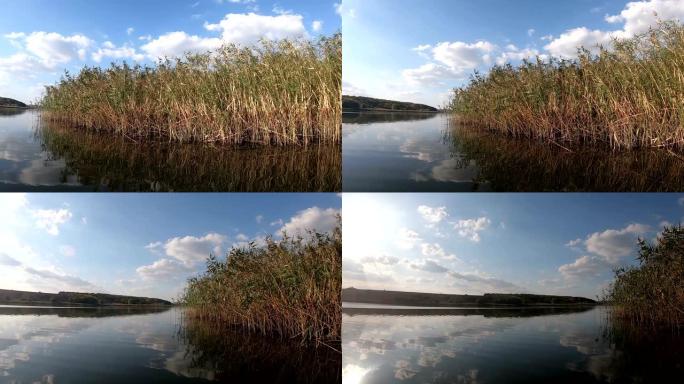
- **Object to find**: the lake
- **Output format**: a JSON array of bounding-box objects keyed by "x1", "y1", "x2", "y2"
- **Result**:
[
  {"x1": 0, "y1": 109, "x2": 341, "y2": 192},
  {"x1": 342, "y1": 112, "x2": 684, "y2": 192},
  {"x1": 342, "y1": 305, "x2": 683, "y2": 384},
  {"x1": 0, "y1": 305, "x2": 340, "y2": 383}
]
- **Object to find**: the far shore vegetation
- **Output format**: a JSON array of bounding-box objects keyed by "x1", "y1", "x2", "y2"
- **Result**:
[
  {"x1": 343, "y1": 95, "x2": 438, "y2": 113},
  {"x1": 40, "y1": 33, "x2": 341, "y2": 146},
  {"x1": 604, "y1": 224, "x2": 684, "y2": 331},
  {"x1": 448, "y1": 21, "x2": 684, "y2": 150},
  {"x1": 180, "y1": 221, "x2": 341, "y2": 348},
  {"x1": 0, "y1": 288, "x2": 172, "y2": 307},
  {"x1": 342, "y1": 287, "x2": 596, "y2": 307}
]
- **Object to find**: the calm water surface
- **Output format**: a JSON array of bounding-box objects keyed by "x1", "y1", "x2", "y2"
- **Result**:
[
  {"x1": 342, "y1": 306, "x2": 684, "y2": 384},
  {"x1": 342, "y1": 112, "x2": 684, "y2": 191},
  {"x1": 0, "y1": 306, "x2": 339, "y2": 383},
  {"x1": 0, "y1": 109, "x2": 340, "y2": 192}
]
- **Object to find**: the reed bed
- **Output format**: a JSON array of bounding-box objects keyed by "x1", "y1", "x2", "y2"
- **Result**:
[
  {"x1": 180, "y1": 221, "x2": 341, "y2": 346},
  {"x1": 448, "y1": 22, "x2": 684, "y2": 149},
  {"x1": 604, "y1": 224, "x2": 684, "y2": 330},
  {"x1": 40, "y1": 33, "x2": 341, "y2": 145}
]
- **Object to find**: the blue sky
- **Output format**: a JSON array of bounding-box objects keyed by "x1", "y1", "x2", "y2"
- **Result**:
[
  {"x1": 343, "y1": 0, "x2": 684, "y2": 107},
  {"x1": 0, "y1": 0, "x2": 341, "y2": 103},
  {"x1": 343, "y1": 193, "x2": 683, "y2": 299},
  {"x1": 0, "y1": 193, "x2": 340, "y2": 301}
]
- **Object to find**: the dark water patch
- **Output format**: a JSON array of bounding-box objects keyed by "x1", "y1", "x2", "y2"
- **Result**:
[{"x1": 0, "y1": 110, "x2": 340, "y2": 192}]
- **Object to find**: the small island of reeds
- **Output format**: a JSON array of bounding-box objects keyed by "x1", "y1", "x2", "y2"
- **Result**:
[
  {"x1": 448, "y1": 22, "x2": 684, "y2": 150},
  {"x1": 180, "y1": 221, "x2": 341, "y2": 348},
  {"x1": 40, "y1": 33, "x2": 341, "y2": 146}
]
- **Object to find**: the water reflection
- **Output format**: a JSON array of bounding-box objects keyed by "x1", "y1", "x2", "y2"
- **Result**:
[
  {"x1": 342, "y1": 306, "x2": 684, "y2": 383},
  {"x1": 179, "y1": 317, "x2": 341, "y2": 383},
  {"x1": 0, "y1": 305, "x2": 338, "y2": 383},
  {"x1": 342, "y1": 112, "x2": 684, "y2": 192},
  {"x1": 0, "y1": 109, "x2": 341, "y2": 192}
]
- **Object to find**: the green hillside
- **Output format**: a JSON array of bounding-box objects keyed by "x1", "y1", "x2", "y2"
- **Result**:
[
  {"x1": 0, "y1": 97, "x2": 28, "y2": 108},
  {"x1": 343, "y1": 95, "x2": 438, "y2": 112}
]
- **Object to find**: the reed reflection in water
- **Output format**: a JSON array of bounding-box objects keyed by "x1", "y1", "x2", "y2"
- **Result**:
[
  {"x1": 342, "y1": 112, "x2": 684, "y2": 191},
  {"x1": 0, "y1": 109, "x2": 341, "y2": 192}
]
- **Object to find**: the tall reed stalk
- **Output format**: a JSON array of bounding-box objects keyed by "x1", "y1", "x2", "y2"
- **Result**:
[
  {"x1": 180, "y1": 220, "x2": 341, "y2": 346},
  {"x1": 604, "y1": 224, "x2": 684, "y2": 329},
  {"x1": 448, "y1": 22, "x2": 684, "y2": 149},
  {"x1": 40, "y1": 34, "x2": 341, "y2": 145}
]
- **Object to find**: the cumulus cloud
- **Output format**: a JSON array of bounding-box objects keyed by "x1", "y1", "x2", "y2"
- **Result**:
[
  {"x1": 24, "y1": 267, "x2": 99, "y2": 291},
  {"x1": 397, "y1": 228, "x2": 422, "y2": 249},
  {"x1": 558, "y1": 255, "x2": 604, "y2": 279},
  {"x1": 453, "y1": 217, "x2": 490, "y2": 242},
  {"x1": 92, "y1": 41, "x2": 144, "y2": 62},
  {"x1": 421, "y1": 243, "x2": 458, "y2": 261},
  {"x1": 447, "y1": 271, "x2": 520, "y2": 292},
  {"x1": 410, "y1": 259, "x2": 449, "y2": 273},
  {"x1": 162, "y1": 233, "x2": 226, "y2": 267},
  {"x1": 32, "y1": 208, "x2": 73, "y2": 236},
  {"x1": 140, "y1": 32, "x2": 221, "y2": 59},
  {"x1": 417, "y1": 205, "x2": 448, "y2": 224},
  {"x1": 204, "y1": 12, "x2": 307, "y2": 44},
  {"x1": 6, "y1": 31, "x2": 93, "y2": 67},
  {"x1": 312, "y1": 20, "x2": 323, "y2": 32},
  {"x1": 403, "y1": 41, "x2": 495, "y2": 86},
  {"x1": 584, "y1": 223, "x2": 649, "y2": 264},
  {"x1": 278, "y1": 206, "x2": 339, "y2": 238},
  {"x1": 361, "y1": 255, "x2": 400, "y2": 265},
  {"x1": 545, "y1": 0, "x2": 684, "y2": 59},
  {"x1": 136, "y1": 258, "x2": 192, "y2": 280}
]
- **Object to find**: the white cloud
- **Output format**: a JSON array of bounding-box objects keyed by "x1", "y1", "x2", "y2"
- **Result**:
[
  {"x1": 126, "y1": 27, "x2": 135, "y2": 36},
  {"x1": 59, "y1": 245, "x2": 76, "y2": 258},
  {"x1": 6, "y1": 31, "x2": 93, "y2": 67},
  {"x1": 140, "y1": 31, "x2": 221, "y2": 59},
  {"x1": 410, "y1": 259, "x2": 449, "y2": 273},
  {"x1": 255, "y1": 215, "x2": 263, "y2": 223},
  {"x1": 312, "y1": 20, "x2": 323, "y2": 32},
  {"x1": 544, "y1": 27, "x2": 617, "y2": 58},
  {"x1": 417, "y1": 205, "x2": 448, "y2": 224},
  {"x1": 23, "y1": 266, "x2": 99, "y2": 291},
  {"x1": 136, "y1": 258, "x2": 191, "y2": 280},
  {"x1": 432, "y1": 41, "x2": 495, "y2": 72},
  {"x1": 278, "y1": 206, "x2": 339, "y2": 238},
  {"x1": 566, "y1": 238, "x2": 583, "y2": 247},
  {"x1": 163, "y1": 233, "x2": 226, "y2": 267},
  {"x1": 397, "y1": 228, "x2": 421, "y2": 249},
  {"x1": 454, "y1": 217, "x2": 490, "y2": 242},
  {"x1": 32, "y1": 208, "x2": 73, "y2": 236},
  {"x1": 361, "y1": 255, "x2": 400, "y2": 265},
  {"x1": 528, "y1": 28, "x2": 536, "y2": 37},
  {"x1": 204, "y1": 12, "x2": 307, "y2": 44},
  {"x1": 545, "y1": 0, "x2": 684, "y2": 59},
  {"x1": 558, "y1": 255, "x2": 604, "y2": 279},
  {"x1": 92, "y1": 42, "x2": 144, "y2": 62},
  {"x1": 421, "y1": 243, "x2": 458, "y2": 261},
  {"x1": 334, "y1": 2, "x2": 355, "y2": 18},
  {"x1": 584, "y1": 223, "x2": 649, "y2": 264}
]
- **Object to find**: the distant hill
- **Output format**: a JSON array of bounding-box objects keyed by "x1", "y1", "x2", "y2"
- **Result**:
[
  {"x1": 342, "y1": 288, "x2": 596, "y2": 307},
  {"x1": 0, "y1": 97, "x2": 28, "y2": 108},
  {"x1": 0, "y1": 288, "x2": 173, "y2": 307},
  {"x1": 343, "y1": 95, "x2": 438, "y2": 112}
]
